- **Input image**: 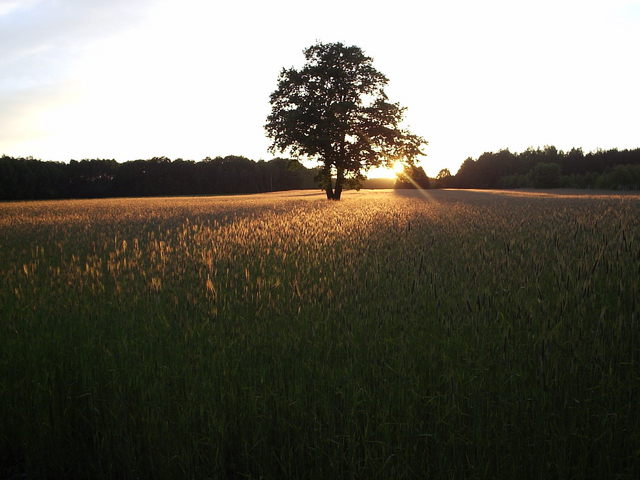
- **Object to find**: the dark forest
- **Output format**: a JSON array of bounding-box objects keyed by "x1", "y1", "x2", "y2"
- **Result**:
[
  {"x1": 433, "y1": 146, "x2": 640, "y2": 190},
  {"x1": 0, "y1": 156, "x2": 318, "y2": 201},
  {"x1": 1, "y1": 146, "x2": 639, "y2": 201}
]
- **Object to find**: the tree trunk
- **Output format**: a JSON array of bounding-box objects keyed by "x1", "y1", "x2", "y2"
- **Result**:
[
  {"x1": 333, "y1": 167, "x2": 344, "y2": 200},
  {"x1": 321, "y1": 165, "x2": 343, "y2": 200}
]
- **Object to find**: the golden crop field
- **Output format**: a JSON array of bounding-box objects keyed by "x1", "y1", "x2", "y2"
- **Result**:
[{"x1": 1, "y1": 189, "x2": 639, "y2": 479}]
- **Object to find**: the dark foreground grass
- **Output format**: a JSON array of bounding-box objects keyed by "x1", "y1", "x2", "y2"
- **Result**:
[{"x1": 0, "y1": 189, "x2": 638, "y2": 479}]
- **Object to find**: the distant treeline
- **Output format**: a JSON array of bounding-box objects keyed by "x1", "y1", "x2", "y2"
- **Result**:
[
  {"x1": 0, "y1": 155, "x2": 321, "y2": 201},
  {"x1": 3, "y1": 146, "x2": 640, "y2": 201},
  {"x1": 428, "y1": 147, "x2": 640, "y2": 190}
]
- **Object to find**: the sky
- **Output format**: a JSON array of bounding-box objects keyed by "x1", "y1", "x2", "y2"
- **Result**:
[{"x1": 1, "y1": 0, "x2": 639, "y2": 177}]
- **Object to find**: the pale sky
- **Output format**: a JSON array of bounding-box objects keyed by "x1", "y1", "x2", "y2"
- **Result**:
[{"x1": 1, "y1": 0, "x2": 639, "y2": 177}]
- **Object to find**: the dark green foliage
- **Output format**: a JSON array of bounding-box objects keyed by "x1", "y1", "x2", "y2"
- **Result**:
[
  {"x1": 0, "y1": 155, "x2": 318, "y2": 200},
  {"x1": 530, "y1": 162, "x2": 562, "y2": 188},
  {"x1": 595, "y1": 164, "x2": 640, "y2": 190},
  {"x1": 265, "y1": 42, "x2": 426, "y2": 200},
  {"x1": 450, "y1": 146, "x2": 640, "y2": 190},
  {"x1": 497, "y1": 173, "x2": 530, "y2": 189},
  {"x1": 0, "y1": 156, "x2": 68, "y2": 199}
]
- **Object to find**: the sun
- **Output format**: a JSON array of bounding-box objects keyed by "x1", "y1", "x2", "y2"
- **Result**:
[
  {"x1": 392, "y1": 161, "x2": 405, "y2": 174},
  {"x1": 366, "y1": 162, "x2": 406, "y2": 179}
]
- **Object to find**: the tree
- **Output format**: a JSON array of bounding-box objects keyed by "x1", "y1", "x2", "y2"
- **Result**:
[
  {"x1": 453, "y1": 157, "x2": 478, "y2": 188},
  {"x1": 394, "y1": 164, "x2": 430, "y2": 189},
  {"x1": 434, "y1": 168, "x2": 453, "y2": 188},
  {"x1": 265, "y1": 42, "x2": 426, "y2": 200},
  {"x1": 529, "y1": 162, "x2": 561, "y2": 188}
]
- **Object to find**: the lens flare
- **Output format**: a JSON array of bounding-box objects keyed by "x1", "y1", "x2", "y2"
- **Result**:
[{"x1": 393, "y1": 161, "x2": 405, "y2": 174}]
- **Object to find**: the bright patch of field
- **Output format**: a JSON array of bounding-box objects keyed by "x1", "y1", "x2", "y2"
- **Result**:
[{"x1": 1, "y1": 189, "x2": 639, "y2": 479}]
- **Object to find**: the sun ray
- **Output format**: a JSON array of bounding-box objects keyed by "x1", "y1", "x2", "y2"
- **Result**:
[
  {"x1": 396, "y1": 165, "x2": 435, "y2": 202},
  {"x1": 393, "y1": 161, "x2": 405, "y2": 174}
]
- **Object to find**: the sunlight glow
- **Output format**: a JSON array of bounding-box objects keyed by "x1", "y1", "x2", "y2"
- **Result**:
[
  {"x1": 0, "y1": 0, "x2": 638, "y2": 174},
  {"x1": 366, "y1": 161, "x2": 407, "y2": 180},
  {"x1": 366, "y1": 165, "x2": 399, "y2": 179},
  {"x1": 397, "y1": 171, "x2": 434, "y2": 202},
  {"x1": 393, "y1": 161, "x2": 405, "y2": 174}
]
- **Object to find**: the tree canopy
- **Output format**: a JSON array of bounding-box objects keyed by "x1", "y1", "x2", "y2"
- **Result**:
[{"x1": 265, "y1": 42, "x2": 426, "y2": 200}]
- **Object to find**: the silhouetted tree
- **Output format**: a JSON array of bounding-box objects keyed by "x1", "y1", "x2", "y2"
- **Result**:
[
  {"x1": 265, "y1": 42, "x2": 426, "y2": 200},
  {"x1": 453, "y1": 157, "x2": 478, "y2": 188},
  {"x1": 394, "y1": 164, "x2": 431, "y2": 189},
  {"x1": 434, "y1": 168, "x2": 454, "y2": 188}
]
